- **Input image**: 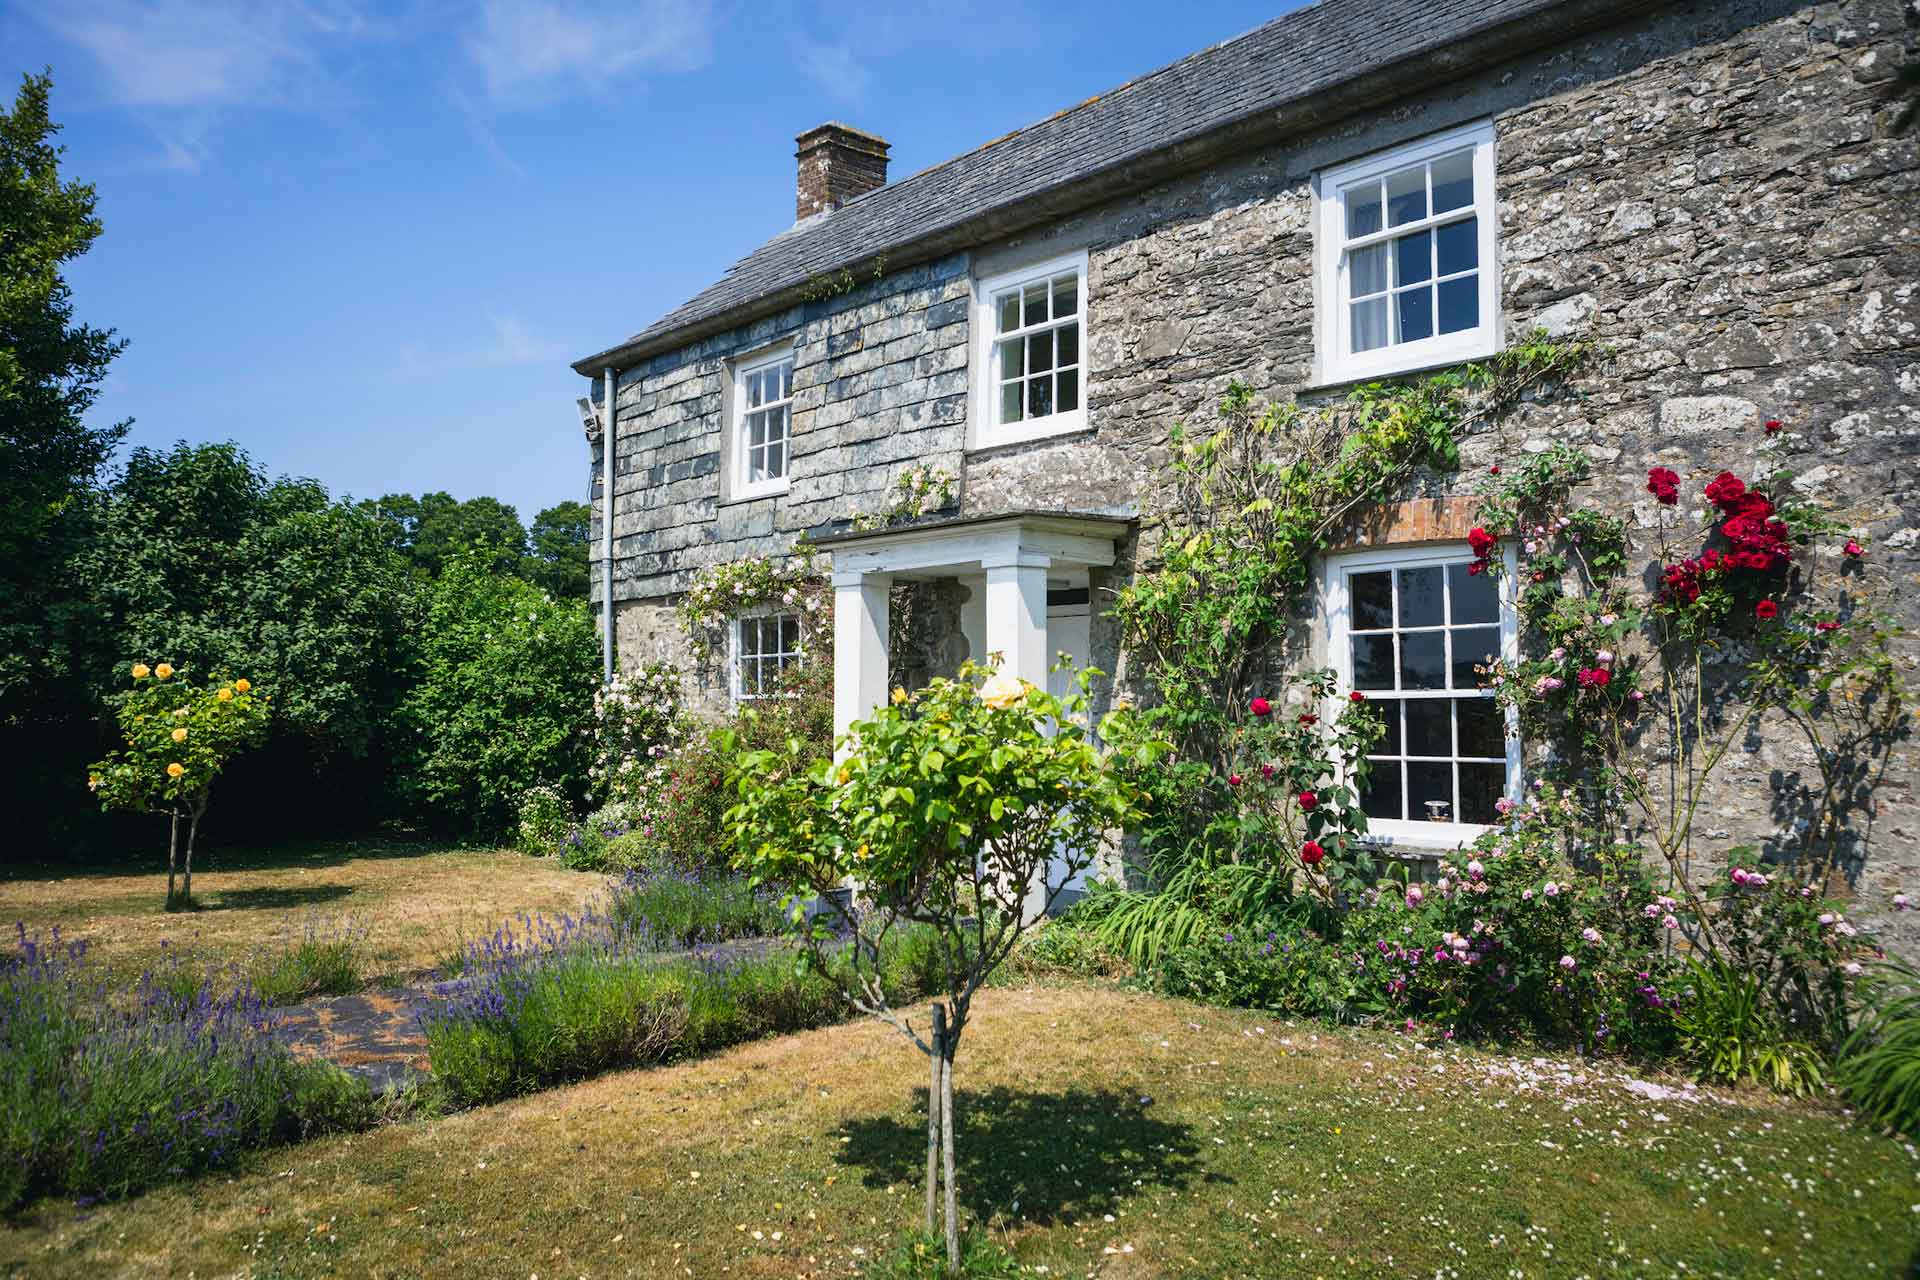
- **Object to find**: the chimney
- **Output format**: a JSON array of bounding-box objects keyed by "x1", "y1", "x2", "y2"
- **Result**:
[{"x1": 795, "y1": 123, "x2": 890, "y2": 221}]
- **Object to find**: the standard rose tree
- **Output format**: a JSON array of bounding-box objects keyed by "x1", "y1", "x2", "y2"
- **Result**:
[
  {"x1": 723, "y1": 660, "x2": 1155, "y2": 1269},
  {"x1": 89, "y1": 664, "x2": 269, "y2": 908}
]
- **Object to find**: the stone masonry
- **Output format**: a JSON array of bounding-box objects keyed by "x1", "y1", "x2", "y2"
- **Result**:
[{"x1": 594, "y1": 0, "x2": 1918, "y2": 942}]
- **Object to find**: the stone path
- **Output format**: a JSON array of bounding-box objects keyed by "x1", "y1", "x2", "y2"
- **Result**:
[{"x1": 273, "y1": 981, "x2": 445, "y2": 1093}]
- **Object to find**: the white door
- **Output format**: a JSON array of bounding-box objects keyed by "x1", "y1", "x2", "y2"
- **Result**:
[{"x1": 1042, "y1": 597, "x2": 1093, "y2": 907}]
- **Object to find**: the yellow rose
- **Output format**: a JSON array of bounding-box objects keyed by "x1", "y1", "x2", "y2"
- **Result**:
[
  {"x1": 87, "y1": 774, "x2": 101, "y2": 790},
  {"x1": 171, "y1": 727, "x2": 188, "y2": 743},
  {"x1": 234, "y1": 678, "x2": 251, "y2": 693},
  {"x1": 890, "y1": 687, "x2": 908, "y2": 705},
  {"x1": 131, "y1": 663, "x2": 151, "y2": 680},
  {"x1": 978, "y1": 670, "x2": 1028, "y2": 710},
  {"x1": 217, "y1": 687, "x2": 233, "y2": 702},
  {"x1": 154, "y1": 663, "x2": 174, "y2": 680},
  {"x1": 166, "y1": 762, "x2": 184, "y2": 778}
]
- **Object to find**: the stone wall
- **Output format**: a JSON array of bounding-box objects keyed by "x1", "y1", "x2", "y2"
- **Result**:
[{"x1": 601, "y1": 0, "x2": 1917, "y2": 936}]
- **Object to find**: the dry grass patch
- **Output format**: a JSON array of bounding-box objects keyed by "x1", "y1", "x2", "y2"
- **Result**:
[
  {"x1": 0, "y1": 842, "x2": 603, "y2": 982},
  {"x1": 1, "y1": 983, "x2": 1913, "y2": 1278}
]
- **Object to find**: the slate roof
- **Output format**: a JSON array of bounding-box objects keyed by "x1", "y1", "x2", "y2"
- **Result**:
[{"x1": 574, "y1": 0, "x2": 1631, "y2": 373}]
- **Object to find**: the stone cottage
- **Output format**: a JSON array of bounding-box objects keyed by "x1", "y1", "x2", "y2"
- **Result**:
[{"x1": 571, "y1": 0, "x2": 1917, "y2": 922}]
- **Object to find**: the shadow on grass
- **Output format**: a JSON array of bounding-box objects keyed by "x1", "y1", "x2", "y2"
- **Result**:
[
  {"x1": 195, "y1": 884, "x2": 358, "y2": 912},
  {"x1": 2, "y1": 838, "x2": 466, "y2": 882},
  {"x1": 833, "y1": 1086, "x2": 1221, "y2": 1226}
]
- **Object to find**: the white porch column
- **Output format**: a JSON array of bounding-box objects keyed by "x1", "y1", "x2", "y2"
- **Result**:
[
  {"x1": 832, "y1": 569, "x2": 892, "y2": 751},
  {"x1": 982, "y1": 553, "x2": 1050, "y2": 690}
]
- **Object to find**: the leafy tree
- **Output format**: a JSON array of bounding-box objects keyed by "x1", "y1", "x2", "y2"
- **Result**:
[
  {"x1": 89, "y1": 664, "x2": 269, "y2": 907},
  {"x1": 725, "y1": 663, "x2": 1155, "y2": 1269},
  {"x1": 0, "y1": 72, "x2": 125, "y2": 704},
  {"x1": 395, "y1": 550, "x2": 598, "y2": 835},
  {"x1": 358, "y1": 490, "x2": 527, "y2": 578},
  {"x1": 525, "y1": 500, "x2": 591, "y2": 598}
]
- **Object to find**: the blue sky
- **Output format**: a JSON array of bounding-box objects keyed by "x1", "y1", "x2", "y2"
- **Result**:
[{"x1": 4, "y1": 0, "x2": 1303, "y2": 523}]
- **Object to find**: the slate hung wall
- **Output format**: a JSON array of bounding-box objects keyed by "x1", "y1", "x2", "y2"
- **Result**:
[{"x1": 591, "y1": 0, "x2": 1917, "y2": 944}]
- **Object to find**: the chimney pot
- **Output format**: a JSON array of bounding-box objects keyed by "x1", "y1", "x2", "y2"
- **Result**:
[{"x1": 795, "y1": 122, "x2": 890, "y2": 221}]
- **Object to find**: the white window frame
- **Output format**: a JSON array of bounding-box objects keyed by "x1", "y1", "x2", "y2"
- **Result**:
[
  {"x1": 730, "y1": 609, "x2": 804, "y2": 703},
  {"x1": 1322, "y1": 542, "x2": 1521, "y2": 849},
  {"x1": 969, "y1": 249, "x2": 1089, "y2": 450},
  {"x1": 731, "y1": 347, "x2": 794, "y2": 500},
  {"x1": 1314, "y1": 120, "x2": 1500, "y2": 386}
]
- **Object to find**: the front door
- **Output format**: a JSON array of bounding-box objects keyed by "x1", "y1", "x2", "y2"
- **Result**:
[{"x1": 1043, "y1": 583, "x2": 1093, "y2": 908}]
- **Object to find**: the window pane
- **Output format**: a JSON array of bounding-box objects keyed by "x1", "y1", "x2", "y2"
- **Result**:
[
  {"x1": 780, "y1": 615, "x2": 799, "y2": 651},
  {"x1": 1371, "y1": 697, "x2": 1402, "y2": 754},
  {"x1": 1457, "y1": 697, "x2": 1505, "y2": 758},
  {"x1": 1400, "y1": 631, "x2": 1445, "y2": 690},
  {"x1": 1361, "y1": 759, "x2": 1402, "y2": 820},
  {"x1": 1437, "y1": 276, "x2": 1478, "y2": 335},
  {"x1": 1397, "y1": 567, "x2": 1443, "y2": 627},
  {"x1": 1352, "y1": 298, "x2": 1388, "y2": 352},
  {"x1": 780, "y1": 361, "x2": 793, "y2": 399},
  {"x1": 1052, "y1": 274, "x2": 1078, "y2": 318},
  {"x1": 1431, "y1": 149, "x2": 1473, "y2": 214},
  {"x1": 765, "y1": 440, "x2": 786, "y2": 480},
  {"x1": 1396, "y1": 287, "x2": 1434, "y2": 344},
  {"x1": 1346, "y1": 181, "x2": 1383, "y2": 238},
  {"x1": 1028, "y1": 376, "x2": 1053, "y2": 419},
  {"x1": 746, "y1": 371, "x2": 765, "y2": 409},
  {"x1": 1056, "y1": 367, "x2": 1079, "y2": 413},
  {"x1": 1351, "y1": 571, "x2": 1394, "y2": 629},
  {"x1": 1352, "y1": 634, "x2": 1396, "y2": 690},
  {"x1": 1001, "y1": 380, "x2": 1024, "y2": 424},
  {"x1": 1451, "y1": 626, "x2": 1500, "y2": 689},
  {"x1": 1024, "y1": 284, "x2": 1048, "y2": 328},
  {"x1": 748, "y1": 447, "x2": 767, "y2": 484},
  {"x1": 1436, "y1": 217, "x2": 1477, "y2": 276},
  {"x1": 999, "y1": 335, "x2": 1024, "y2": 379},
  {"x1": 1406, "y1": 698, "x2": 1450, "y2": 757},
  {"x1": 748, "y1": 411, "x2": 767, "y2": 449},
  {"x1": 1408, "y1": 761, "x2": 1453, "y2": 823},
  {"x1": 1386, "y1": 164, "x2": 1427, "y2": 226},
  {"x1": 998, "y1": 294, "x2": 1020, "y2": 334},
  {"x1": 1350, "y1": 243, "x2": 1388, "y2": 297},
  {"x1": 1393, "y1": 229, "x2": 1432, "y2": 287},
  {"x1": 1027, "y1": 331, "x2": 1054, "y2": 374},
  {"x1": 770, "y1": 404, "x2": 790, "y2": 443},
  {"x1": 1459, "y1": 763, "x2": 1506, "y2": 824},
  {"x1": 1448, "y1": 563, "x2": 1498, "y2": 625},
  {"x1": 1056, "y1": 321, "x2": 1079, "y2": 368}
]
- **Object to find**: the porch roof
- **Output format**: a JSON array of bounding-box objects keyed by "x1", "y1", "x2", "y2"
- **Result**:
[{"x1": 812, "y1": 510, "x2": 1133, "y2": 580}]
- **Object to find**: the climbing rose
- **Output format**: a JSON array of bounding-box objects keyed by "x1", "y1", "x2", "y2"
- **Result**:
[
  {"x1": 166, "y1": 763, "x2": 184, "y2": 778},
  {"x1": 1645, "y1": 466, "x2": 1680, "y2": 505},
  {"x1": 154, "y1": 663, "x2": 174, "y2": 680},
  {"x1": 1765, "y1": 418, "x2": 1783, "y2": 435},
  {"x1": 1703, "y1": 471, "x2": 1748, "y2": 511},
  {"x1": 234, "y1": 678, "x2": 251, "y2": 693},
  {"x1": 1577, "y1": 666, "x2": 1611, "y2": 688},
  {"x1": 1816, "y1": 620, "x2": 1840, "y2": 632},
  {"x1": 1259, "y1": 763, "x2": 1275, "y2": 779},
  {"x1": 1895, "y1": 894, "x2": 1910, "y2": 911},
  {"x1": 170, "y1": 727, "x2": 187, "y2": 743},
  {"x1": 131, "y1": 663, "x2": 150, "y2": 680},
  {"x1": 1490, "y1": 465, "x2": 1501, "y2": 475},
  {"x1": 1755, "y1": 599, "x2": 1778, "y2": 620},
  {"x1": 1227, "y1": 773, "x2": 1243, "y2": 788},
  {"x1": 1558, "y1": 955, "x2": 1577, "y2": 970},
  {"x1": 1298, "y1": 713, "x2": 1318, "y2": 726},
  {"x1": 1349, "y1": 691, "x2": 1366, "y2": 703},
  {"x1": 1467, "y1": 527, "x2": 1497, "y2": 556},
  {"x1": 1300, "y1": 840, "x2": 1325, "y2": 865},
  {"x1": 1298, "y1": 791, "x2": 1319, "y2": 811},
  {"x1": 1249, "y1": 696, "x2": 1271, "y2": 717}
]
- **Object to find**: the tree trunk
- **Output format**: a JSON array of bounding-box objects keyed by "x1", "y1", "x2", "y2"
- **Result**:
[
  {"x1": 941, "y1": 1026, "x2": 958, "y2": 1271},
  {"x1": 925, "y1": 1003, "x2": 945, "y2": 1239},
  {"x1": 182, "y1": 792, "x2": 207, "y2": 906},
  {"x1": 166, "y1": 809, "x2": 180, "y2": 909}
]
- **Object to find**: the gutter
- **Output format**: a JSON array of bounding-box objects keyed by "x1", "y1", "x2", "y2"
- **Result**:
[
  {"x1": 601, "y1": 366, "x2": 616, "y2": 682},
  {"x1": 570, "y1": 0, "x2": 1665, "y2": 377}
]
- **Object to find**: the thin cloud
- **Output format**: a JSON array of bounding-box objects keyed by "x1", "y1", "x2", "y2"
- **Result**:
[
  {"x1": 792, "y1": 34, "x2": 869, "y2": 105},
  {"x1": 465, "y1": 0, "x2": 714, "y2": 106},
  {"x1": 392, "y1": 311, "x2": 565, "y2": 381}
]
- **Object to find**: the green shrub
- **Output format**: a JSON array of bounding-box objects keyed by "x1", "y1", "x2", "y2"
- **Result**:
[
  {"x1": 1152, "y1": 928, "x2": 1354, "y2": 1019},
  {"x1": 252, "y1": 920, "x2": 365, "y2": 1005},
  {"x1": 515, "y1": 784, "x2": 573, "y2": 856},
  {"x1": 1837, "y1": 961, "x2": 1920, "y2": 1132},
  {"x1": 1007, "y1": 919, "x2": 1131, "y2": 980},
  {"x1": 603, "y1": 867, "x2": 782, "y2": 949},
  {"x1": 1672, "y1": 957, "x2": 1827, "y2": 1095},
  {"x1": 860, "y1": 1231, "x2": 1023, "y2": 1279}
]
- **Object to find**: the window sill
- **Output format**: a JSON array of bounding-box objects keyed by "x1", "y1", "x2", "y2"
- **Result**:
[
  {"x1": 967, "y1": 410, "x2": 1090, "y2": 455},
  {"x1": 1358, "y1": 822, "x2": 1490, "y2": 854},
  {"x1": 722, "y1": 484, "x2": 788, "y2": 507},
  {"x1": 1308, "y1": 337, "x2": 1500, "y2": 396}
]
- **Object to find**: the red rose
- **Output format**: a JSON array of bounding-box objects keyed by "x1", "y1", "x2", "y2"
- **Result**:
[
  {"x1": 1298, "y1": 713, "x2": 1318, "y2": 726},
  {"x1": 1349, "y1": 691, "x2": 1366, "y2": 703},
  {"x1": 1844, "y1": 540, "x2": 1864, "y2": 558},
  {"x1": 1300, "y1": 840, "x2": 1326, "y2": 866},
  {"x1": 1260, "y1": 763, "x2": 1275, "y2": 778},
  {"x1": 1815, "y1": 620, "x2": 1840, "y2": 632},
  {"x1": 1249, "y1": 696, "x2": 1272, "y2": 717},
  {"x1": 1467, "y1": 526, "x2": 1497, "y2": 557},
  {"x1": 1645, "y1": 466, "x2": 1680, "y2": 505},
  {"x1": 1754, "y1": 599, "x2": 1778, "y2": 620},
  {"x1": 1764, "y1": 419, "x2": 1782, "y2": 435},
  {"x1": 1490, "y1": 465, "x2": 1501, "y2": 475},
  {"x1": 1577, "y1": 666, "x2": 1612, "y2": 688},
  {"x1": 1228, "y1": 773, "x2": 1243, "y2": 787},
  {"x1": 1298, "y1": 791, "x2": 1319, "y2": 811},
  {"x1": 1704, "y1": 471, "x2": 1748, "y2": 511}
]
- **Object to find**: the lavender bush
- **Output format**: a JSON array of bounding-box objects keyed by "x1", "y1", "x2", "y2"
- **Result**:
[{"x1": 0, "y1": 926, "x2": 371, "y2": 1210}]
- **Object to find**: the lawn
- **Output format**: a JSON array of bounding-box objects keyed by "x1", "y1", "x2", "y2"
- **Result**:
[
  {"x1": 0, "y1": 841, "x2": 606, "y2": 985},
  {"x1": 1, "y1": 983, "x2": 1911, "y2": 1278}
]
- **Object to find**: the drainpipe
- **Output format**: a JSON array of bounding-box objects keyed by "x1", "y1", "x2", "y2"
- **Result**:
[{"x1": 601, "y1": 365, "x2": 617, "y2": 684}]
